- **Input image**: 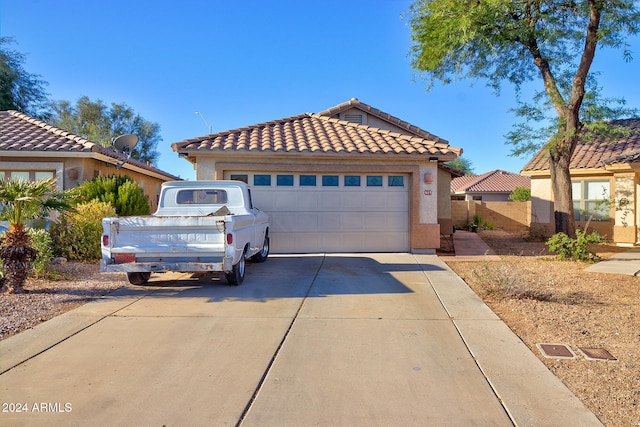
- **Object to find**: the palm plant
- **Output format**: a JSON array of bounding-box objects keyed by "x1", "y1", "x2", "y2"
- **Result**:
[{"x1": 0, "y1": 177, "x2": 74, "y2": 294}]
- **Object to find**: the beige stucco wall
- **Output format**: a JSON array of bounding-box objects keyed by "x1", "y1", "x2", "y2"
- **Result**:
[{"x1": 451, "y1": 200, "x2": 530, "y2": 231}]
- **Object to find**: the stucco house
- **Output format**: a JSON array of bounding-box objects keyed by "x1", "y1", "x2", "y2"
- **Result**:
[
  {"x1": 0, "y1": 110, "x2": 180, "y2": 212},
  {"x1": 521, "y1": 118, "x2": 640, "y2": 245},
  {"x1": 451, "y1": 170, "x2": 531, "y2": 202},
  {"x1": 172, "y1": 98, "x2": 462, "y2": 253}
]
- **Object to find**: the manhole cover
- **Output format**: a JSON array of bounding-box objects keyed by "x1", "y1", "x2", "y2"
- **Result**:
[
  {"x1": 578, "y1": 347, "x2": 617, "y2": 361},
  {"x1": 536, "y1": 343, "x2": 576, "y2": 359}
]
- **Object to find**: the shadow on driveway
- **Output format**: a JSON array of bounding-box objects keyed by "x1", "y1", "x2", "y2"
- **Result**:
[{"x1": 132, "y1": 254, "x2": 446, "y2": 303}]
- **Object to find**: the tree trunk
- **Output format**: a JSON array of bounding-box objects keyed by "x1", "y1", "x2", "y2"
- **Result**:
[{"x1": 549, "y1": 137, "x2": 577, "y2": 238}]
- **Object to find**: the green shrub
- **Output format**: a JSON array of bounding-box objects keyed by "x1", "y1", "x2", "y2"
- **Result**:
[
  {"x1": 75, "y1": 175, "x2": 150, "y2": 216},
  {"x1": 50, "y1": 201, "x2": 117, "y2": 260},
  {"x1": 27, "y1": 228, "x2": 54, "y2": 275},
  {"x1": 546, "y1": 230, "x2": 604, "y2": 263}
]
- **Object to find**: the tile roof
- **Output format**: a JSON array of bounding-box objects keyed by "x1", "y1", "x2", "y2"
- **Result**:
[
  {"x1": 172, "y1": 109, "x2": 461, "y2": 159},
  {"x1": 522, "y1": 118, "x2": 640, "y2": 172},
  {"x1": 0, "y1": 110, "x2": 179, "y2": 179},
  {"x1": 1, "y1": 110, "x2": 97, "y2": 153},
  {"x1": 451, "y1": 170, "x2": 531, "y2": 194}
]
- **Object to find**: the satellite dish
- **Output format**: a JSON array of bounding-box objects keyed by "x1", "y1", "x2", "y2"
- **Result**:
[
  {"x1": 112, "y1": 134, "x2": 139, "y2": 169},
  {"x1": 113, "y1": 134, "x2": 139, "y2": 154}
]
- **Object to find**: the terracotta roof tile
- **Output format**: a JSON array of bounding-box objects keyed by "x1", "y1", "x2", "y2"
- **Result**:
[
  {"x1": 172, "y1": 112, "x2": 462, "y2": 158},
  {"x1": 451, "y1": 170, "x2": 530, "y2": 194},
  {"x1": 0, "y1": 110, "x2": 179, "y2": 179},
  {"x1": 522, "y1": 118, "x2": 640, "y2": 172}
]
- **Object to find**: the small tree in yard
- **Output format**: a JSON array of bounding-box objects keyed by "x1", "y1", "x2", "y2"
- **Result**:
[{"x1": 0, "y1": 178, "x2": 74, "y2": 294}]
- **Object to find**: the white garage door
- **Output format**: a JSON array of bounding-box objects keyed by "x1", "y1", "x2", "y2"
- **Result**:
[{"x1": 227, "y1": 172, "x2": 409, "y2": 253}]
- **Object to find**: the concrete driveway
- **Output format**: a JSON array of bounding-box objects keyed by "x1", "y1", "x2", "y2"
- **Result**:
[{"x1": 1, "y1": 253, "x2": 600, "y2": 426}]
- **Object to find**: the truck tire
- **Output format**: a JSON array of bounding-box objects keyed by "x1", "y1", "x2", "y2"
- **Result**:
[
  {"x1": 226, "y1": 251, "x2": 246, "y2": 286},
  {"x1": 127, "y1": 272, "x2": 151, "y2": 285},
  {"x1": 251, "y1": 235, "x2": 269, "y2": 263}
]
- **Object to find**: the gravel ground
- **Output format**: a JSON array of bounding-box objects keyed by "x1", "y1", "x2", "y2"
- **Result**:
[
  {"x1": 445, "y1": 230, "x2": 639, "y2": 427},
  {"x1": 0, "y1": 263, "x2": 127, "y2": 340},
  {"x1": 1, "y1": 236, "x2": 638, "y2": 426}
]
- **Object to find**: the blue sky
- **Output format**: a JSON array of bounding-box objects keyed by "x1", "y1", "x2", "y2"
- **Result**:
[{"x1": 1, "y1": 0, "x2": 639, "y2": 181}]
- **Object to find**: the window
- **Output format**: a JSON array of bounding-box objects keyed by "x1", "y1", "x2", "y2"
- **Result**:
[
  {"x1": 344, "y1": 176, "x2": 361, "y2": 187},
  {"x1": 366, "y1": 176, "x2": 382, "y2": 187},
  {"x1": 277, "y1": 175, "x2": 294, "y2": 186},
  {"x1": 35, "y1": 171, "x2": 55, "y2": 180},
  {"x1": 322, "y1": 175, "x2": 339, "y2": 186},
  {"x1": 0, "y1": 171, "x2": 55, "y2": 182},
  {"x1": 388, "y1": 176, "x2": 404, "y2": 187},
  {"x1": 230, "y1": 174, "x2": 248, "y2": 183},
  {"x1": 300, "y1": 175, "x2": 317, "y2": 186},
  {"x1": 177, "y1": 189, "x2": 227, "y2": 205},
  {"x1": 254, "y1": 174, "x2": 271, "y2": 186},
  {"x1": 10, "y1": 171, "x2": 29, "y2": 181},
  {"x1": 572, "y1": 180, "x2": 610, "y2": 221}
]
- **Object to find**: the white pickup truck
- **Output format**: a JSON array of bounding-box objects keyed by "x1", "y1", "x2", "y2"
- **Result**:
[{"x1": 100, "y1": 180, "x2": 269, "y2": 286}]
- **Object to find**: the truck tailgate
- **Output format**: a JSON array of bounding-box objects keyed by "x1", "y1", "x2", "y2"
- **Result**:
[{"x1": 105, "y1": 216, "x2": 226, "y2": 256}]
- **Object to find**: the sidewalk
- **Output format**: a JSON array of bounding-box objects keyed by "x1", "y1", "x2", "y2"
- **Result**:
[{"x1": 585, "y1": 246, "x2": 640, "y2": 275}]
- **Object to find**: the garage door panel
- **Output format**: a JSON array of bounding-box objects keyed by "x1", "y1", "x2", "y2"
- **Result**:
[{"x1": 235, "y1": 173, "x2": 409, "y2": 252}]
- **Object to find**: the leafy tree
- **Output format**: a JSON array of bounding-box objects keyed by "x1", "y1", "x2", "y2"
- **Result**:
[
  {"x1": 75, "y1": 175, "x2": 150, "y2": 216},
  {"x1": 0, "y1": 178, "x2": 74, "y2": 294},
  {"x1": 51, "y1": 96, "x2": 161, "y2": 164},
  {"x1": 407, "y1": 0, "x2": 640, "y2": 238},
  {"x1": 509, "y1": 186, "x2": 531, "y2": 202},
  {"x1": 0, "y1": 37, "x2": 50, "y2": 118},
  {"x1": 446, "y1": 156, "x2": 474, "y2": 175}
]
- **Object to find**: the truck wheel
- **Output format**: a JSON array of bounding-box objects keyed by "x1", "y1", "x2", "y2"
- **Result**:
[
  {"x1": 127, "y1": 272, "x2": 151, "y2": 285},
  {"x1": 226, "y1": 252, "x2": 245, "y2": 286},
  {"x1": 251, "y1": 235, "x2": 269, "y2": 263}
]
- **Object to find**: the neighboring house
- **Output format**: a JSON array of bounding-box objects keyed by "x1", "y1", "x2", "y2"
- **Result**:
[
  {"x1": 451, "y1": 170, "x2": 531, "y2": 202},
  {"x1": 521, "y1": 118, "x2": 640, "y2": 245},
  {"x1": 0, "y1": 110, "x2": 180, "y2": 212},
  {"x1": 172, "y1": 98, "x2": 463, "y2": 253}
]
